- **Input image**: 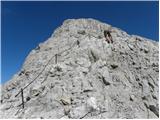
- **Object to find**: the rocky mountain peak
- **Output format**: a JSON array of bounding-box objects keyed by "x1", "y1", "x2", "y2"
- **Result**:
[{"x1": 0, "y1": 18, "x2": 159, "y2": 119}]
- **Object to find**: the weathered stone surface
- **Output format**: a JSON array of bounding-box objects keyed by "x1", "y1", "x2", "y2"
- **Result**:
[{"x1": 0, "y1": 18, "x2": 159, "y2": 119}]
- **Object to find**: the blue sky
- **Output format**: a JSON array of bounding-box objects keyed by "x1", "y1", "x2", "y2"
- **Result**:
[{"x1": 1, "y1": 1, "x2": 159, "y2": 84}]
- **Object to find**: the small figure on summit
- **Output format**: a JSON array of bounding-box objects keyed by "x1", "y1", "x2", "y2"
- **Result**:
[{"x1": 104, "y1": 30, "x2": 113, "y2": 44}]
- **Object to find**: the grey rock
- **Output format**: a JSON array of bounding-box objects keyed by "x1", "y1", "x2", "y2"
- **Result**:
[{"x1": 0, "y1": 18, "x2": 159, "y2": 119}]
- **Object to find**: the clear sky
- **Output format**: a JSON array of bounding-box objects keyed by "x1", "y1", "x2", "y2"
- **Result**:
[{"x1": 1, "y1": 1, "x2": 159, "y2": 84}]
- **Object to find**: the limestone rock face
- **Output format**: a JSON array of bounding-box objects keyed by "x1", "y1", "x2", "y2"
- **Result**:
[{"x1": 0, "y1": 18, "x2": 159, "y2": 119}]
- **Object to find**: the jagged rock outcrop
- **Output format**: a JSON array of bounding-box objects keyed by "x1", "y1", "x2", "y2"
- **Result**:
[{"x1": 0, "y1": 18, "x2": 159, "y2": 118}]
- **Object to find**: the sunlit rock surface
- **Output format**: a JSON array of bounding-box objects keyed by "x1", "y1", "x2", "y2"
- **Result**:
[{"x1": 0, "y1": 18, "x2": 159, "y2": 118}]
